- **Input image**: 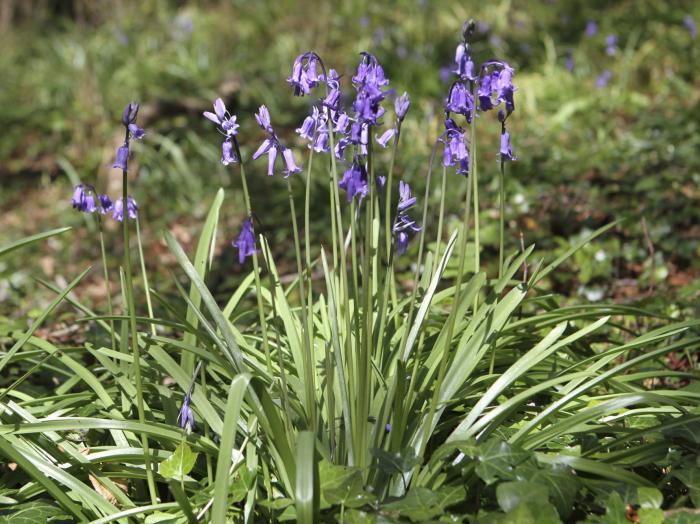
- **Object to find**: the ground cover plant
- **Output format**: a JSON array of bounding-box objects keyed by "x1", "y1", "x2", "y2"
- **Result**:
[{"x1": 1, "y1": 3, "x2": 700, "y2": 523}]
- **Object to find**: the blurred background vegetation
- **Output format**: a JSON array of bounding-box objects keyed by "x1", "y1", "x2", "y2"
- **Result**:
[{"x1": 1, "y1": 0, "x2": 698, "y2": 327}]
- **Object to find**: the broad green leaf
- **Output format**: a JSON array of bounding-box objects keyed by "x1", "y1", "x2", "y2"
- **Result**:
[
  {"x1": 674, "y1": 468, "x2": 700, "y2": 507},
  {"x1": 0, "y1": 501, "x2": 68, "y2": 524},
  {"x1": 319, "y1": 461, "x2": 373, "y2": 509},
  {"x1": 517, "y1": 462, "x2": 580, "y2": 518},
  {"x1": 473, "y1": 439, "x2": 532, "y2": 485},
  {"x1": 382, "y1": 486, "x2": 464, "y2": 521},
  {"x1": 637, "y1": 487, "x2": 663, "y2": 509},
  {"x1": 497, "y1": 481, "x2": 548, "y2": 513},
  {"x1": 372, "y1": 447, "x2": 420, "y2": 475},
  {"x1": 636, "y1": 508, "x2": 664, "y2": 524},
  {"x1": 159, "y1": 441, "x2": 198, "y2": 481}
]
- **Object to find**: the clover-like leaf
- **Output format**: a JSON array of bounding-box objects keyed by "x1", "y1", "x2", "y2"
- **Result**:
[{"x1": 159, "y1": 441, "x2": 198, "y2": 481}]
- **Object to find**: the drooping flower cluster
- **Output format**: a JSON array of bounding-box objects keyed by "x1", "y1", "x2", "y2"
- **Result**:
[
  {"x1": 113, "y1": 101, "x2": 146, "y2": 172},
  {"x1": 392, "y1": 181, "x2": 421, "y2": 255},
  {"x1": 203, "y1": 98, "x2": 240, "y2": 165},
  {"x1": 71, "y1": 102, "x2": 144, "y2": 221},
  {"x1": 252, "y1": 105, "x2": 302, "y2": 177},
  {"x1": 441, "y1": 25, "x2": 517, "y2": 173},
  {"x1": 338, "y1": 160, "x2": 368, "y2": 202},
  {"x1": 178, "y1": 390, "x2": 195, "y2": 432},
  {"x1": 233, "y1": 218, "x2": 257, "y2": 265}
]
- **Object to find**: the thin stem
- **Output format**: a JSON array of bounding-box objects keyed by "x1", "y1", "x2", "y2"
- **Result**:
[
  {"x1": 136, "y1": 216, "x2": 156, "y2": 336},
  {"x1": 98, "y1": 218, "x2": 117, "y2": 354},
  {"x1": 286, "y1": 177, "x2": 316, "y2": 428},
  {"x1": 121, "y1": 169, "x2": 158, "y2": 505},
  {"x1": 498, "y1": 158, "x2": 505, "y2": 279},
  {"x1": 231, "y1": 138, "x2": 272, "y2": 373},
  {"x1": 432, "y1": 165, "x2": 448, "y2": 281}
]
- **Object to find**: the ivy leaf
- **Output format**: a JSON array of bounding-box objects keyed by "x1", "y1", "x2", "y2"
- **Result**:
[
  {"x1": 474, "y1": 439, "x2": 531, "y2": 485},
  {"x1": 674, "y1": 467, "x2": 700, "y2": 507},
  {"x1": 517, "y1": 461, "x2": 580, "y2": 518},
  {"x1": 381, "y1": 487, "x2": 440, "y2": 521},
  {"x1": 496, "y1": 481, "x2": 548, "y2": 513},
  {"x1": 372, "y1": 447, "x2": 420, "y2": 475},
  {"x1": 665, "y1": 512, "x2": 700, "y2": 524},
  {"x1": 319, "y1": 461, "x2": 375, "y2": 509},
  {"x1": 159, "y1": 441, "x2": 198, "y2": 481},
  {"x1": 637, "y1": 486, "x2": 663, "y2": 509},
  {"x1": 636, "y1": 508, "x2": 664, "y2": 524}
]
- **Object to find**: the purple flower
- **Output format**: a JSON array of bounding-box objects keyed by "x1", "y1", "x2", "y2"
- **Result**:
[
  {"x1": 113, "y1": 145, "x2": 129, "y2": 171},
  {"x1": 446, "y1": 82, "x2": 474, "y2": 118},
  {"x1": 282, "y1": 149, "x2": 302, "y2": 176},
  {"x1": 128, "y1": 123, "x2": 146, "y2": 140},
  {"x1": 585, "y1": 20, "x2": 598, "y2": 38},
  {"x1": 685, "y1": 14, "x2": 697, "y2": 39},
  {"x1": 222, "y1": 139, "x2": 238, "y2": 165},
  {"x1": 441, "y1": 118, "x2": 470, "y2": 175},
  {"x1": 397, "y1": 180, "x2": 417, "y2": 212},
  {"x1": 565, "y1": 51, "x2": 574, "y2": 72},
  {"x1": 453, "y1": 42, "x2": 476, "y2": 80},
  {"x1": 395, "y1": 92, "x2": 410, "y2": 121},
  {"x1": 121, "y1": 101, "x2": 140, "y2": 126},
  {"x1": 98, "y1": 194, "x2": 113, "y2": 214},
  {"x1": 322, "y1": 69, "x2": 343, "y2": 111},
  {"x1": 477, "y1": 61, "x2": 516, "y2": 115},
  {"x1": 255, "y1": 105, "x2": 274, "y2": 134},
  {"x1": 351, "y1": 53, "x2": 391, "y2": 126},
  {"x1": 500, "y1": 128, "x2": 516, "y2": 161},
  {"x1": 112, "y1": 196, "x2": 138, "y2": 222},
  {"x1": 596, "y1": 70, "x2": 612, "y2": 88},
  {"x1": 296, "y1": 106, "x2": 330, "y2": 153},
  {"x1": 352, "y1": 53, "x2": 390, "y2": 88},
  {"x1": 252, "y1": 106, "x2": 302, "y2": 177},
  {"x1": 178, "y1": 391, "x2": 195, "y2": 432},
  {"x1": 376, "y1": 175, "x2": 386, "y2": 189},
  {"x1": 288, "y1": 53, "x2": 321, "y2": 96},
  {"x1": 71, "y1": 184, "x2": 97, "y2": 213},
  {"x1": 233, "y1": 218, "x2": 256, "y2": 265},
  {"x1": 338, "y1": 161, "x2": 368, "y2": 202},
  {"x1": 203, "y1": 98, "x2": 240, "y2": 136},
  {"x1": 377, "y1": 128, "x2": 396, "y2": 148},
  {"x1": 385, "y1": 423, "x2": 392, "y2": 433},
  {"x1": 606, "y1": 34, "x2": 618, "y2": 56},
  {"x1": 393, "y1": 213, "x2": 421, "y2": 255}
]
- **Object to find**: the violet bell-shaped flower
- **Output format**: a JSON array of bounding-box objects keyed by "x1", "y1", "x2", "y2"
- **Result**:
[
  {"x1": 98, "y1": 194, "x2": 113, "y2": 214},
  {"x1": 233, "y1": 218, "x2": 256, "y2": 265},
  {"x1": 221, "y1": 139, "x2": 238, "y2": 165},
  {"x1": 377, "y1": 128, "x2": 396, "y2": 148},
  {"x1": 453, "y1": 42, "x2": 476, "y2": 80},
  {"x1": 338, "y1": 161, "x2": 368, "y2": 202},
  {"x1": 288, "y1": 53, "x2": 321, "y2": 96},
  {"x1": 500, "y1": 127, "x2": 517, "y2": 161},
  {"x1": 178, "y1": 391, "x2": 195, "y2": 432},
  {"x1": 203, "y1": 98, "x2": 240, "y2": 136},
  {"x1": 397, "y1": 180, "x2": 417, "y2": 212},
  {"x1": 113, "y1": 145, "x2": 129, "y2": 171},
  {"x1": 393, "y1": 213, "x2": 421, "y2": 255},
  {"x1": 71, "y1": 184, "x2": 97, "y2": 213},
  {"x1": 395, "y1": 92, "x2": 410, "y2": 121},
  {"x1": 252, "y1": 105, "x2": 302, "y2": 177},
  {"x1": 112, "y1": 196, "x2": 138, "y2": 222}
]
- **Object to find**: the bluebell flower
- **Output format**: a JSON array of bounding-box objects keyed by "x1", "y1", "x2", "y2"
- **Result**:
[
  {"x1": 376, "y1": 175, "x2": 386, "y2": 189},
  {"x1": 339, "y1": 161, "x2": 368, "y2": 202},
  {"x1": 252, "y1": 105, "x2": 302, "y2": 177},
  {"x1": 585, "y1": 20, "x2": 598, "y2": 38},
  {"x1": 453, "y1": 42, "x2": 476, "y2": 80},
  {"x1": 397, "y1": 180, "x2": 417, "y2": 212},
  {"x1": 233, "y1": 218, "x2": 256, "y2": 264},
  {"x1": 685, "y1": 14, "x2": 697, "y2": 39},
  {"x1": 322, "y1": 69, "x2": 343, "y2": 111},
  {"x1": 296, "y1": 106, "x2": 330, "y2": 153},
  {"x1": 441, "y1": 118, "x2": 469, "y2": 175},
  {"x1": 112, "y1": 196, "x2": 138, "y2": 222},
  {"x1": 500, "y1": 127, "x2": 516, "y2": 161},
  {"x1": 288, "y1": 53, "x2": 321, "y2": 96},
  {"x1": 113, "y1": 145, "x2": 129, "y2": 171},
  {"x1": 606, "y1": 34, "x2": 618, "y2": 56},
  {"x1": 128, "y1": 123, "x2": 146, "y2": 140},
  {"x1": 477, "y1": 61, "x2": 515, "y2": 115},
  {"x1": 385, "y1": 423, "x2": 392, "y2": 433},
  {"x1": 596, "y1": 70, "x2": 612, "y2": 88},
  {"x1": 222, "y1": 139, "x2": 238, "y2": 165},
  {"x1": 446, "y1": 82, "x2": 474, "y2": 119},
  {"x1": 121, "y1": 101, "x2": 140, "y2": 126},
  {"x1": 71, "y1": 184, "x2": 97, "y2": 213},
  {"x1": 98, "y1": 194, "x2": 113, "y2": 214},
  {"x1": 203, "y1": 98, "x2": 240, "y2": 136},
  {"x1": 377, "y1": 128, "x2": 396, "y2": 148},
  {"x1": 393, "y1": 213, "x2": 421, "y2": 255},
  {"x1": 395, "y1": 92, "x2": 410, "y2": 121},
  {"x1": 565, "y1": 51, "x2": 574, "y2": 72},
  {"x1": 178, "y1": 391, "x2": 195, "y2": 432}
]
